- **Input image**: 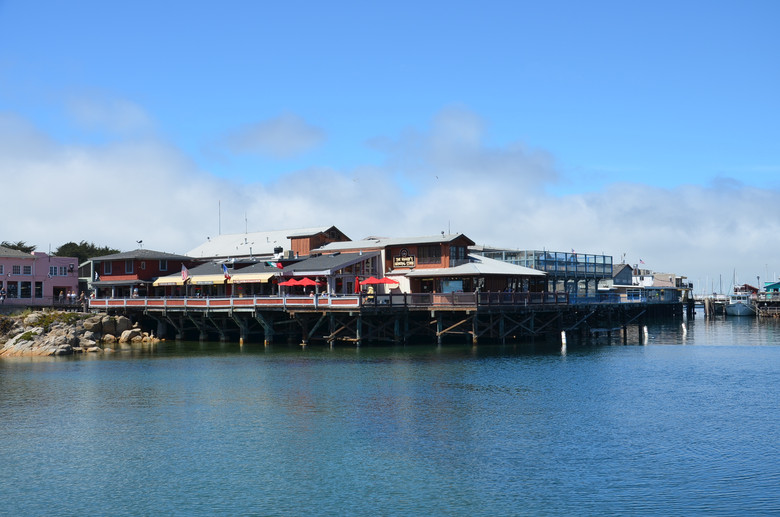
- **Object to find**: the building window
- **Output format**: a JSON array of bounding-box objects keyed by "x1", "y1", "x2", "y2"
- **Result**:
[
  {"x1": 141, "y1": 261, "x2": 146, "y2": 270},
  {"x1": 34, "y1": 282, "x2": 43, "y2": 298},
  {"x1": 20, "y1": 282, "x2": 32, "y2": 299},
  {"x1": 12, "y1": 265, "x2": 20, "y2": 275},
  {"x1": 104, "y1": 262, "x2": 112, "y2": 275},
  {"x1": 22, "y1": 265, "x2": 31, "y2": 275},
  {"x1": 59, "y1": 266, "x2": 67, "y2": 276},
  {"x1": 0, "y1": 265, "x2": 4, "y2": 275},
  {"x1": 450, "y1": 246, "x2": 466, "y2": 264},
  {"x1": 418, "y1": 245, "x2": 442, "y2": 265},
  {"x1": 50, "y1": 266, "x2": 58, "y2": 276},
  {"x1": 160, "y1": 260, "x2": 168, "y2": 272},
  {"x1": 125, "y1": 260, "x2": 134, "y2": 274}
]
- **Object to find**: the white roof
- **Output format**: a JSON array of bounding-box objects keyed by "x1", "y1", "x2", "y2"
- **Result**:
[
  {"x1": 405, "y1": 254, "x2": 546, "y2": 277},
  {"x1": 186, "y1": 227, "x2": 332, "y2": 259}
]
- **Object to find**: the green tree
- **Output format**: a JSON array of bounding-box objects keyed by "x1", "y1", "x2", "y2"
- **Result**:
[
  {"x1": 0, "y1": 241, "x2": 37, "y2": 253},
  {"x1": 54, "y1": 241, "x2": 120, "y2": 264}
]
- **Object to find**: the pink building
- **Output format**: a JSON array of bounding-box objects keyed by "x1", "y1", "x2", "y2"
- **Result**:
[{"x1": 0, "y1": 246, "x2": 79, "y2": 306}]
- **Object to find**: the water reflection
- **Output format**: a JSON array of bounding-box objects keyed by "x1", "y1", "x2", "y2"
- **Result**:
[{"x1": 1, "y1": 310, "x2": 779, "y2": 515}]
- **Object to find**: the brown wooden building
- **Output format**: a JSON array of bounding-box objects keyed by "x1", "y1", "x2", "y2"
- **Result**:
[{"x1": 89, "y1": 249, "x2": 196, "y2": 298}]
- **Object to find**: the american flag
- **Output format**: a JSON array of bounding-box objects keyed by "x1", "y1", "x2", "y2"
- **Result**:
[{"x1": 181, "y1": 264, "x2": 190, "y2": 281}]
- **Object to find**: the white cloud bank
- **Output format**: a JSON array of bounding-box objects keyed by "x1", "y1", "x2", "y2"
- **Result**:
[{"x1": 1, "y1": 106, "x2": 779, "y2": 291}]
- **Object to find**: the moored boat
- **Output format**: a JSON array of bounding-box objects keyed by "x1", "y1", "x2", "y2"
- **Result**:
[{"x1": 725, "y1": 284, "x2": 757, "y2": 317}]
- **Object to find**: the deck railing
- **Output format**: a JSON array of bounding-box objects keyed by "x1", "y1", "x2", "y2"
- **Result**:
[{"x1": 86, "y1": 291, "x2": 576, "y2": 311}]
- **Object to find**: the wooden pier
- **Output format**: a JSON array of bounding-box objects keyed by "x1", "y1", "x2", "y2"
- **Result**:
[
  {"x1": 88, "y1": 292, "x2": 683, "y2": 346},
  {"x1": 755, "y1": 293, "x2": 780, "y2": 318}
]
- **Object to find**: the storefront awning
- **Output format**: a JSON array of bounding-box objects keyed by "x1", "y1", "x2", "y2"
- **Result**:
[
  {"x1": 153, "y1": 276, "x2": 185, "y2": 287},
  {"x1": 191, "y1": 274, "x2": 230, "y2": 285},
  {"x1": 231, "y1": 272, "x2": 275, "y2": 284}
]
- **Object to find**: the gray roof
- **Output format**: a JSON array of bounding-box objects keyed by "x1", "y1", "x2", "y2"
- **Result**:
[
  {"x1": 186, "y1": 226, "x2": 341, "y2": 259},
  {"x1": 282, "y1": 252, "x2": 380, "y2": 276},
  {"x1": 612, "y1": 263, "x2": 633, "y2": 278},
  {"x1": 90, "y1": 248, "x2": 192, "y2": 261},
  {"x1": 404, "y1": 254, "x2": 546, "y2": 278},
  {"x1": 0, "y1": 246, "x2": 34, "y2": 259},
  {"x1": 186, "y1": 262, "x2": 227, "y2": 275},
  {"x1": 315, "y1": 233, "x2": 474, "y2": 252},
  {"x1": 233, "y1": 262, "x2": 284, "y2": 274}
]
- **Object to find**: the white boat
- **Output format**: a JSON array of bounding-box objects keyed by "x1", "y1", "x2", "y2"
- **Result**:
[{"x1": 725, "y1": 284, "x2": 757, "y2": 317}]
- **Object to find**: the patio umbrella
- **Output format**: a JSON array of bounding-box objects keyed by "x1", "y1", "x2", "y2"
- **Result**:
[
  {"x1": 278, "y1": 278, "x2": 301, "y2": 286},
  {"x1": 297, "y1": 277, "x2": 324, "y2": 287},
  {"x1": 360, "y1": 277, "x2": 399, "y2": 285}
]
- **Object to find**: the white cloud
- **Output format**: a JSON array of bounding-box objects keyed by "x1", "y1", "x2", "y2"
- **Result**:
[
  {"x1": 2, "y1": 107, "x2": 779, "y2": 290},
  {"x1": 223, "y1": 113, "x2": 325, "y2": 158}
]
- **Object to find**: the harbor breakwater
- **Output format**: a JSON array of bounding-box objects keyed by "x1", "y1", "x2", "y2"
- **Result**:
[{"x1": 0, "y1": 311, "x2": 159, "y2": 357}]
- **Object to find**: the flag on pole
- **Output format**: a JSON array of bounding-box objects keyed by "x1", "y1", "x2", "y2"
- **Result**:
[
  {"x1": 266, "y1": 261, "x2": 283, "y2": 269},
  {"x1": 640, "y1": 259, "x2": 645, "y2": 264},
  {"x1": 222, "y1": 263, "x2": 231, "y2": 280},
  {"x1": 181, "y1": 264, "x2": 190, "y2": 281},
  {"x1": 94, "y1": 271, "x2": 100, "y2": 281}
]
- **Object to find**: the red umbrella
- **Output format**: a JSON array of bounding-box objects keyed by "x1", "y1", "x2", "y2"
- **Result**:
[
  {"x1": 354, "y1": 276, "x2": 360, "y2": 293},
  {"x1": 278, "y1": 278, "x2": 301, "y2": 286},
  {"x1": 360, "y1": 277, "x2": 399, "y2": 285},
  {"x1": 297, "y1": 277, "x2": 324, "y2": 287}
]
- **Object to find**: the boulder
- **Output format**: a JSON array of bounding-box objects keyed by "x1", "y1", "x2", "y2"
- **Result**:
[
  {"x1": 83, "y1": 317, "x2": 103, "y2": 333},
  {"x1": 115, "y1": 316, "x2": 132, "y2": 335},
  {"x1": 101, "y1": 316, "x2": 117, "y2": 337},
  {"x1": 102, "y1": 334, "x2": 117, "y2": 344},
  {"x1": 54, "y1": 345, "x2": 73, "y2": 355},
  {"x1": 23, "y1": 313, "x2": 44, "y2": 326},
  {"x1": 79, "y1": 337, "x2": 97, "y2": 348},
  {"x1": 119, "y1": 329, "x2": 142, "y2": 343}
]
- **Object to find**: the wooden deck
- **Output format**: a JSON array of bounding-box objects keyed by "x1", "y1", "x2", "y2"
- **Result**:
[{"x1": 85, "y1": 292, "x2": 682, "y2": 346}]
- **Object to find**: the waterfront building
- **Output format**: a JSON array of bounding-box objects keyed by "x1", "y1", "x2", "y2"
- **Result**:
[
  {"x1": 406, "y1": 253, "x2": 546, "y2": 293},
  {"x1": 313, "y1": 233, "x2": 475, "y2": 292},
  {"x1": 152, "y1": 261, "x2": 282, "y2": 298},
  {"x1": 185, "y1": 226, "x2": 350, "y2": 261},
  {"x1": 765, "y1": 280, "x2": 780, "y2": 293},
  {"x1": 278, "y1": 251, "x2": 382, "y2": 296},
  {"x1": 472, "y1": 246, "x2": 613, "y2": 295},
  {"x1": 0, "y1": 246, "x2": 79, "y2": 306},
  {"x1": 598, "y1": 263, "x2": 633, "y2": 290},
  {"x1": 310, "y1": 234, "x2": 550, "y2": 294},
  {"x1": 89, "y1": 248, "x2": 194, "y2": 298}
]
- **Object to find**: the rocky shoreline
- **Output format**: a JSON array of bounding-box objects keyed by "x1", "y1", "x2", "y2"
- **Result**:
[{"x1": 0, "y1": 310, "x2": 160, "y2": 357}]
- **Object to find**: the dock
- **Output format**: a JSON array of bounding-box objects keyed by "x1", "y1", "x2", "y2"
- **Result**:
[
  {"x1": 88, "y1": 292, "x2": 683, "y2": 346},
  {"x1": 755, "y1": 293, "x2": 780, "y2": 318}
]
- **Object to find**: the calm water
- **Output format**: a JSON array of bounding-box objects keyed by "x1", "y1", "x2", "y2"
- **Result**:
[{"x1": 1, "y1": 311, "x2": 779, "y2": 516}]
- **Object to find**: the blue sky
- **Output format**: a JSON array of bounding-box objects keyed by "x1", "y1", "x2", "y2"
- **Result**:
[{"x1": 1, "y1": 1, "x2": 779, "y2": 289}]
